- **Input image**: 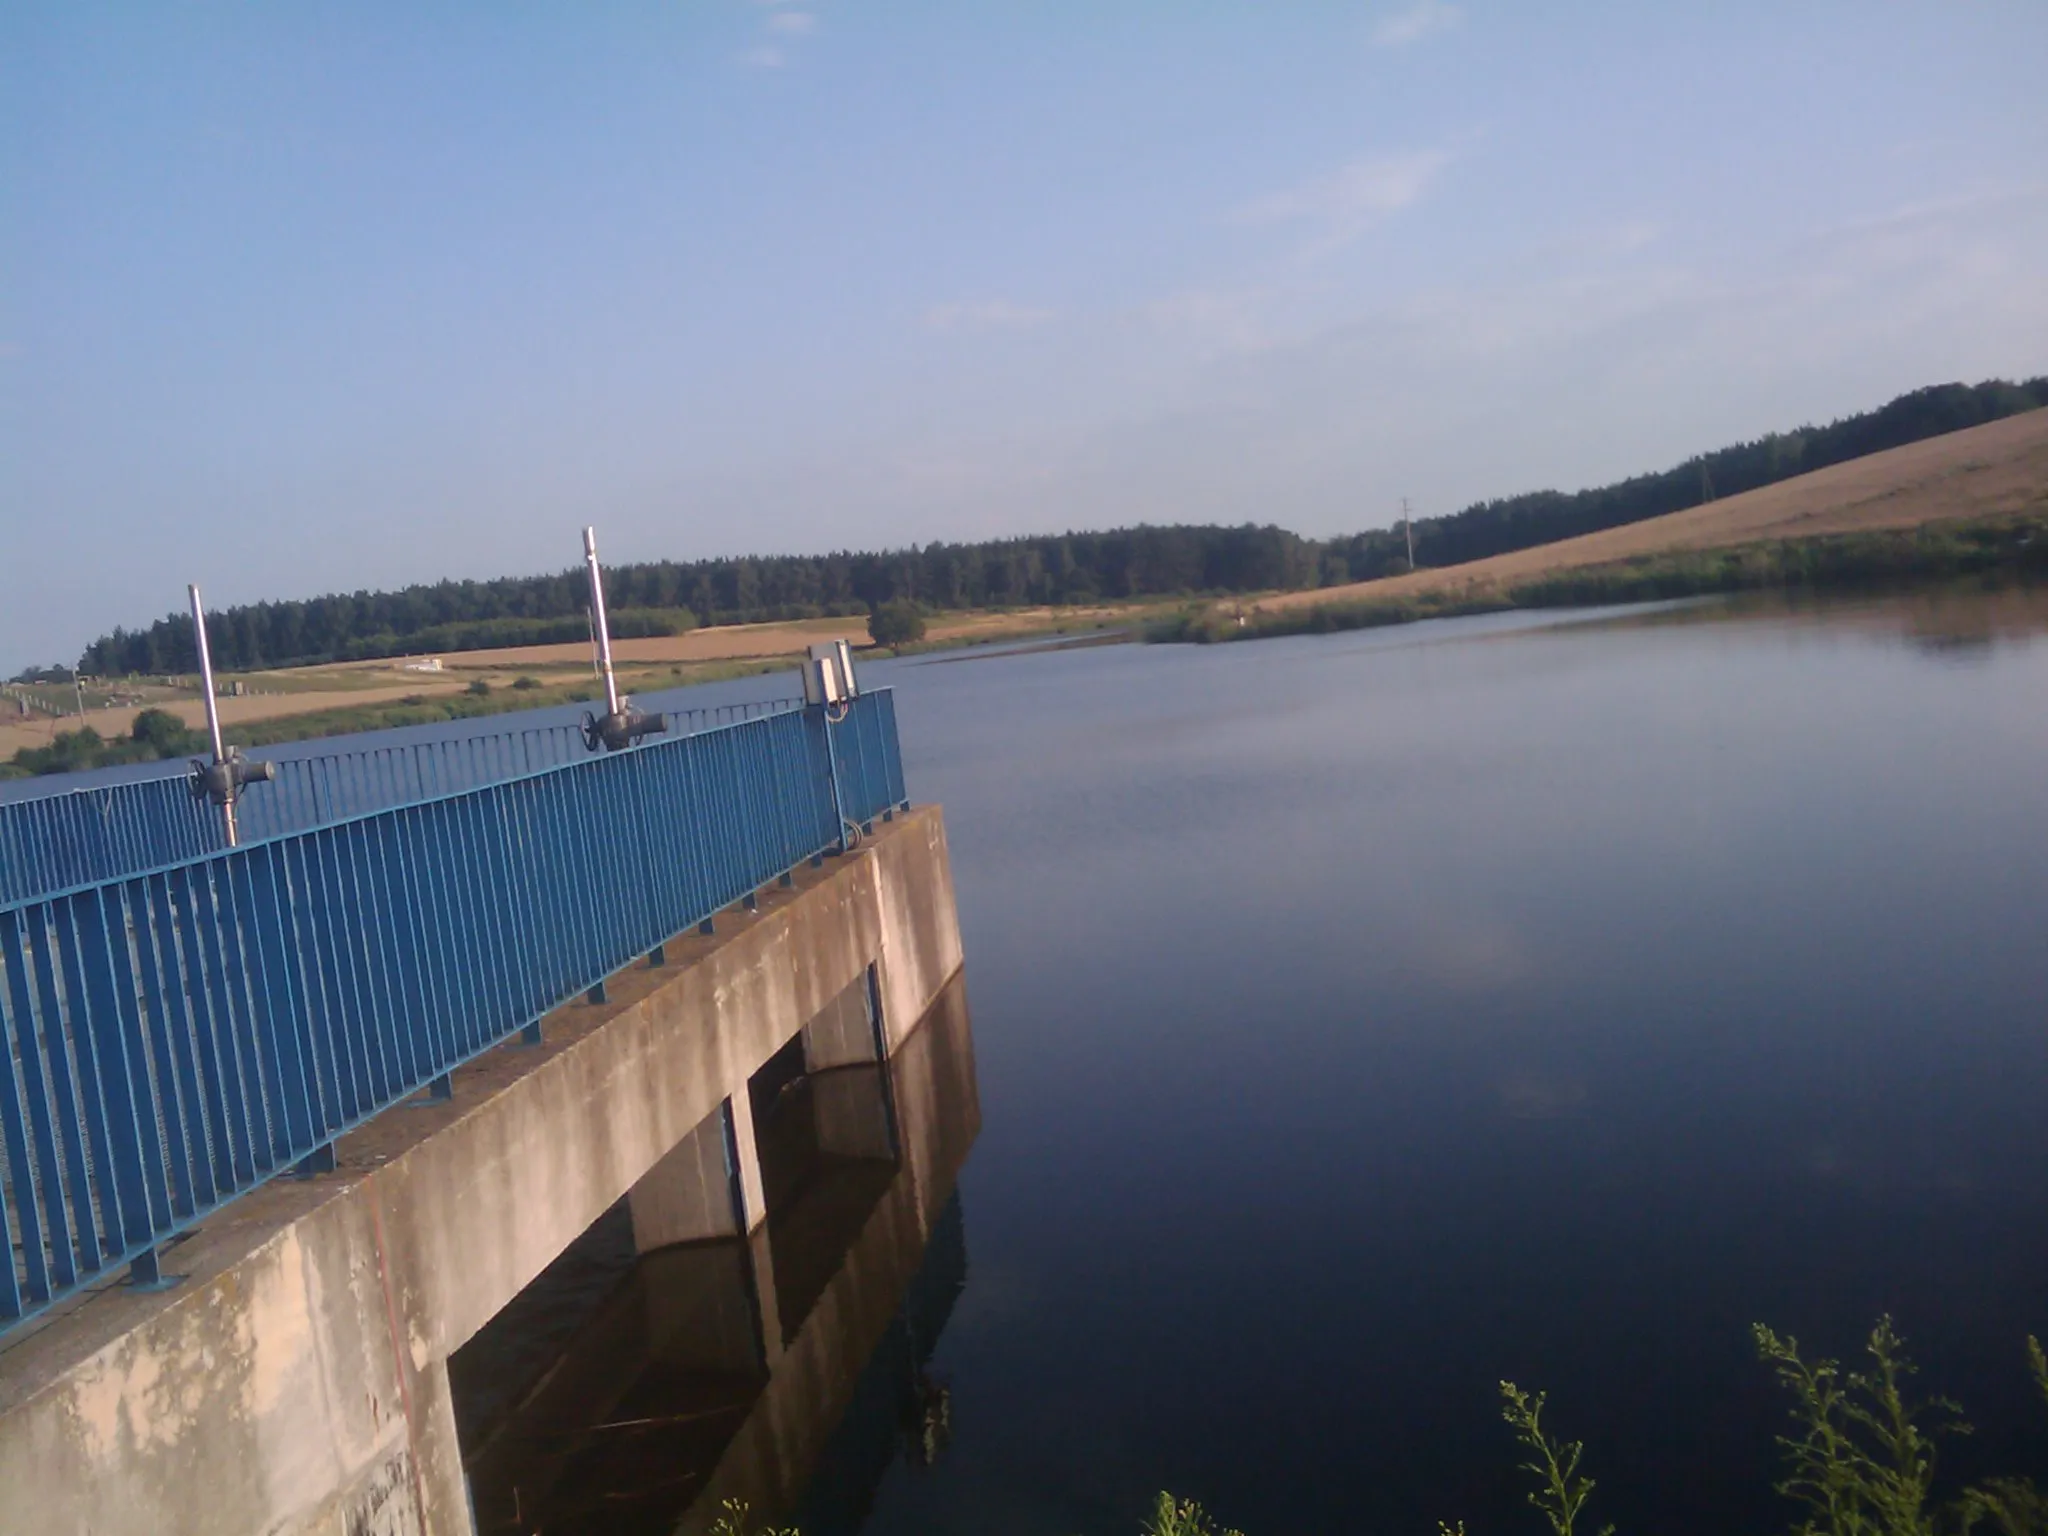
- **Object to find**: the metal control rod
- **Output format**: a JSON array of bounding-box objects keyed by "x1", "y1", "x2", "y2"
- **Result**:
[
  {"x1": 578, "y1": 526, "x2": 667, "y2": 752},
  {"x1": 190, "y1": 584, "x2": 227, "y2": 764},
  {"x1": 583, "y1": 525, "x2": 622, "y2": 719},
  {"x1": 189, "y1": 583, "x2": 237, "y2": 846}
]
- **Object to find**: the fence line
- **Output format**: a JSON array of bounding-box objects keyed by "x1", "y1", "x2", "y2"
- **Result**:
[
  {"x1": 0, "y1": 699, "x2": 801, "y2": 908},
  {"x1": 0, "y1": 691, "x2": 905, "y2": 1332}
]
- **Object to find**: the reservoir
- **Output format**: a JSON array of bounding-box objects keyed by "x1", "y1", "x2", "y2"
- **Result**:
[{"x1": 861, "y1": 588, "x2": 2048, "y2": 1534}]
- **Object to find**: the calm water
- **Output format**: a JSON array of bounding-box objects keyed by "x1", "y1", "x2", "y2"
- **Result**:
[{"x1": 854, "y1": 589, "x2": 2048, "y2": 1534}]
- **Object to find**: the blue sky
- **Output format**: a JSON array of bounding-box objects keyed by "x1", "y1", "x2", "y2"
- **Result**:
[{"x1": 3, "y1": 2, "x2": 2045, "y2": 672}]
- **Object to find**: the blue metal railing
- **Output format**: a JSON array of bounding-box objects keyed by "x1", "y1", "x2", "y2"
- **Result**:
[
  {"x1": 0, "y1": 699, "x2": 801, "y2": 908},
  {"x1": 0, "y1": 691, "x2": 905, "y2": 1332},
  {"x1": 828, "y1": 689, "x2": 904, "y2": 836}
]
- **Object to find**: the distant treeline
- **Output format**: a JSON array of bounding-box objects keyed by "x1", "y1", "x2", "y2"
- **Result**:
[{"x1": 73, "y1": 377, "x2": 2047, "y2": 675}]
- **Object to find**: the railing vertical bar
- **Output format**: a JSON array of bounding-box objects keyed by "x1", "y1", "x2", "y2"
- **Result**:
[
  {"x1": 332, "y1": 831, "x2": 385, "y2": 1113},
  {"x1": 182, "y1": 866, "x2": 252, "y2": 1187},
  {"x1": 426, "y1": 802, "x2": 471, "y2": 1065},
  {"x1": 338, "y1": 828, "x2": 391, "y2": 1107},
  {"x1": 146, "y1": 875, "x2": 218, "y2": 1212},
  {"x1": 380, "y1": 816, "x2": 431, "y2": 1093},
  {"x1": 295, "y1": 836, "x2": 353, "y2": 1134},
  {"x1": 219, "y1": 858, "x2": 282, "y2": 1173},
  {"x1": 23, "y1": 910, "x2": 95, "y2": 1280},
  {"x1": 237, "y1": 850, "x2": 306, "y2": 1164},
  {"x1": 3, "y1": 910, "x2": 70, "y2": 1294},
  {"x1": 463, "y1": 791, "x2": 510, "y2": 1046},
  {"x1": 0, "y1": 935, "x2": 51, "y2": 1308},
  {"x1": 53, "y1": 903, "x2": 128, "y2": 1258},
  {"x1": 439, "y1": 798, "x2": 485, "y2": 1057},
  {"x1": 128, "y1": 877, "x2": 195, "y2": 1223}
]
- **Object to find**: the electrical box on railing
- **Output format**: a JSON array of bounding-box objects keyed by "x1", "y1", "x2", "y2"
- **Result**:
[{"x1": 804, "y1": 640, "x2": 857, "y2": 707}]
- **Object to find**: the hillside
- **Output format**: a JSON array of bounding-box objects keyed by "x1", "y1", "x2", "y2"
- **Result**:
[{"x1": 1249, "y1": 406, "x2": 2048, "y2": 618}]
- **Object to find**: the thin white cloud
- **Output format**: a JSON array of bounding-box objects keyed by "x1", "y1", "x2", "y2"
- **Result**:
[
  {"x1": 924, "y1": 300, "x2": 1057, "y2": 334},
  {"x1": 1807, "y1": 179, "x2": 2048, "y2": 242},
  {"x1": 741, "y1": 1, "x2": 816, "y2": 68},
  {"x1": 1373, "y1": 0, "x2": 1463, "y2": 48},
  {"x1": 1233, "y1": 148, "x2": 1454, "y2": 230},
  {"x1": 1138, "y1": 287, "x2": 1278, "y2": 356}
]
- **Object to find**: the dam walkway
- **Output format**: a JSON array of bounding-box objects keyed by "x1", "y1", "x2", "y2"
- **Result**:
[{"x1": 0, "y1": 689, "x2": 906, "y2": 1335}]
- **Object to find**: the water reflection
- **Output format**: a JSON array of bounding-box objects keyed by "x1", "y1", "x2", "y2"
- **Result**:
[
  {"x1": 1612, "y1": 576, "x2": 2048, "y2": 658},
  {"x1": 453, "y1": 972, "x2": 980, "y2": 1535}
]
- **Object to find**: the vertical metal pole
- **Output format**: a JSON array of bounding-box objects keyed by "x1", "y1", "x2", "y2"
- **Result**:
[
  {"x1": 583, "y1": 526, "x2": 622, "y2": 719},
  {"x1": 189, "y1": 584, "x2": 238, "y2": 847},
  {"x1": 823, "y1": 707, "x2": 849, "y2": 854},
  {"x1": 1402, "y1": 497, "x2": 1415, "y2": 570}
]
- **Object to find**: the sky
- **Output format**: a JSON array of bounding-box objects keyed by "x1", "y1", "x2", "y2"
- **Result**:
[{"x1": 3, "y1": 2, "x2": 2046, "y2": 673}]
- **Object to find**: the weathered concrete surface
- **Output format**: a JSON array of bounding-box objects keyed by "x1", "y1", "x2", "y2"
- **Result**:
[
  {"x1": 680, "y1": 971, "x2": 980, "y2": 1532},
  {"x1": 0, "y1": 806, "x2": 961, "y2": 1536},
  {"x1": 629, "y1": 1101, "x2": 748, "y2": 1250},
  {"x1": 801, "y1": 972, "x2": 885, "y2": 1072},
  {"x1": 810, "y1": 1065, "x2": 899, "y2": 1162},
  {"x1": 457, "y1": 972, "x2": 979, "y2": 1534}
]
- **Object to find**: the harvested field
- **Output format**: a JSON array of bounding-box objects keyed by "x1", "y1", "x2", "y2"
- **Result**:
[
  {"x1": 1252, "y1": 407, "x2": 2048, "y2": 615},
  {"x1": 410, "y1": 604, "x2": 1135, "y2": 671},
  {"x1": 0, "y1": 680, "x2": 467, "y2": 758}
]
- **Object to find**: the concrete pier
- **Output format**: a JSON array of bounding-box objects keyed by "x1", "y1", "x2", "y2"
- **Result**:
[
  {"x1": 0, "y1": 806, "x2": 962, "y2": 1536},
  {"x1": 456, "y1": 971, "x2": 980, "y2": 1532}
]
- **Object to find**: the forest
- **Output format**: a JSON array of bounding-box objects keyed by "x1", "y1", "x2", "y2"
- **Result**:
[{"x1": 67, "y1": 377, "x2": 2047, "y2": 677}]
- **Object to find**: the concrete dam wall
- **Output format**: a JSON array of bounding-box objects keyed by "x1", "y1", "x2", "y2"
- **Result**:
[{"x1": 0, "y1": 805, "x2": 965, "y2": 1536}]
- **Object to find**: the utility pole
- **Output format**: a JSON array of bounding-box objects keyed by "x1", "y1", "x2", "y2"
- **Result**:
[{"x1": 1402, "y1": 498, "x2": 1416, "y2": 571}]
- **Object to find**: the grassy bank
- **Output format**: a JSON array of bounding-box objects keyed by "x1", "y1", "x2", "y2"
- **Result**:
[
  {"x1": 874, "y1": 609, "x2": 1161, "y2": 659},
  {"x1": 1147, "y1": 514, "x2": 2048, "y2": 644},
  {"x1": 1145, "y1": 588, "x2": 1514, "y2": 643}
]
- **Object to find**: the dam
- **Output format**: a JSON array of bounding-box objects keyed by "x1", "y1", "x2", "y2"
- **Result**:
[{"x1": 0, "y1": 688, "x2": 976, "y2": 1535}]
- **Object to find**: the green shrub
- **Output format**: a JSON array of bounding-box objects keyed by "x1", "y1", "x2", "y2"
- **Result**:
[
  {"x1": 868, "y1": 600, "x2": 928, "y2": 646},
  {"x1": 1498, "y1": 1381, "x2": 1610, "y2": 1536},
  {"x1": 1448, "y1": 1320, "x2": 2048, "y2": 1536},
  {"x1": 708, "y1": 1499, "x2": 797, "y2": 1536},
  {"x1": 1142, "y1": 1491, "x2": 1245, "y2": 1536}
]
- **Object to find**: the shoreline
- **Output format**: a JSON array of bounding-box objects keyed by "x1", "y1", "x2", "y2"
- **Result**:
[{"x1": 1143, "y1": 514, "x2": 2048, "y2": 645}]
